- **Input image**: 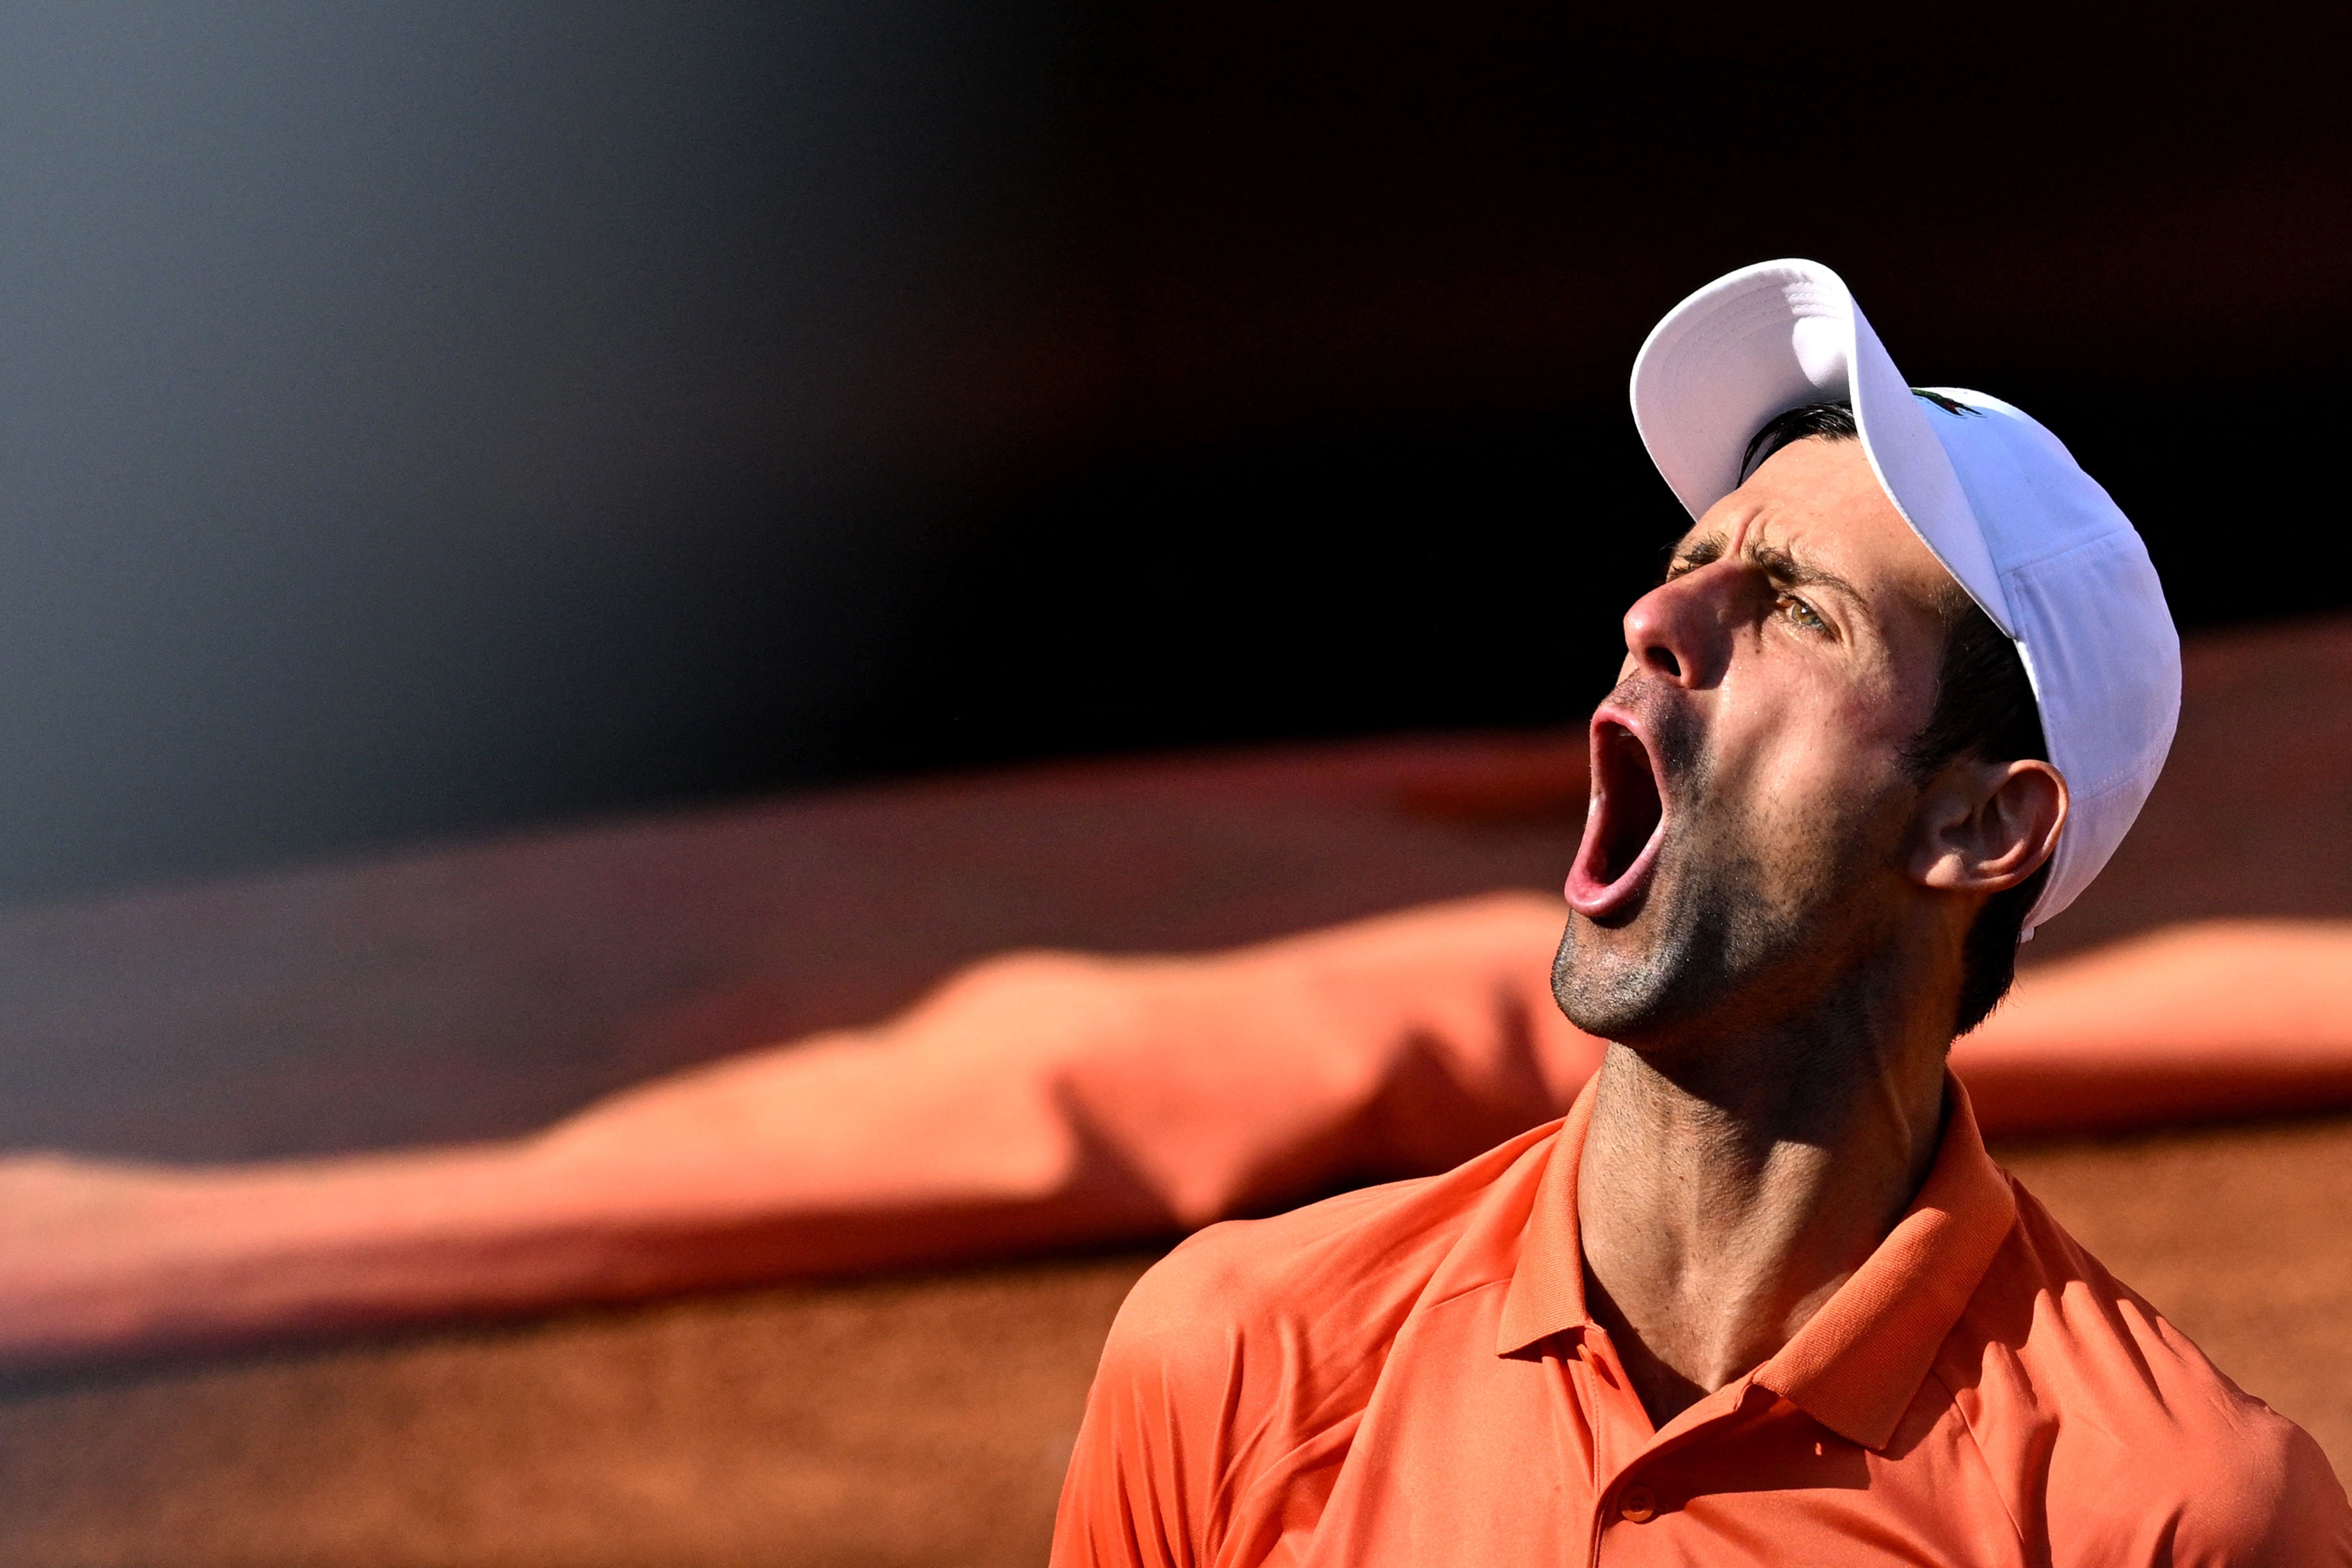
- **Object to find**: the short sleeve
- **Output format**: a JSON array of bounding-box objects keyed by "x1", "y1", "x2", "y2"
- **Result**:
[
  {"x1": 1049, "y1": 1243, "x2": 1247, "y2": 1568},
  {"x1": 2186, "y1": 1418, "x2": 2352, "y2": 1566}
]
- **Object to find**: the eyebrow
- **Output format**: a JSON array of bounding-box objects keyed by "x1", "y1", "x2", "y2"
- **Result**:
[
  {"x1": 1662, "y1": 532, "x2": 1725, "y2": 579},
  {"x1": 1664, "y1": 532, "x2": 1867, "y2": 604}
]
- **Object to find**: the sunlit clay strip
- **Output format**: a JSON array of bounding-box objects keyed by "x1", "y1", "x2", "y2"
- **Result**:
[
  {"x1": 0, "y1": 895, "x2": 2348, "y2": 1371},
  {"x1": 1566, "y1": 710, "x2": 1668, "y2": 918}
]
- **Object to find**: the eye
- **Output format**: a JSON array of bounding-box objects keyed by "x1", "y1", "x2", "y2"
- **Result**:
[{"x1": 1779, "y1": 594, "x2": 1827, "y2": 633}]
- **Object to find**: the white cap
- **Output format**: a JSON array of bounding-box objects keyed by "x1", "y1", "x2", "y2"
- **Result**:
[{"x1": 1628, "y1": 259, "x2": 2179, "y2": 936}]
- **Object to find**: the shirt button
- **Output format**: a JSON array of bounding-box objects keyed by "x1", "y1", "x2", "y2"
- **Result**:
[{"x1": 1618, "y1": 1484, "x2": 1657, "y2": 1524}]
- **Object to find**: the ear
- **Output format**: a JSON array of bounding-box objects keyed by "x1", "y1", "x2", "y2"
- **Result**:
[{"x1": 1909, "y1": 757, "x2": 2069, "y2": 895}]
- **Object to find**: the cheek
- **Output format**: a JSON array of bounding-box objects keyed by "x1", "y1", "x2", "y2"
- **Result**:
[{"x1": 1706, "y1": 679, "x2": 1913, "y2": 822}]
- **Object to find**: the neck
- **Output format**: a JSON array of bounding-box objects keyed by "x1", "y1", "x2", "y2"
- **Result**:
[{"x1": 1574, "y1": 950, "x2": 1952, "y2": 1426}]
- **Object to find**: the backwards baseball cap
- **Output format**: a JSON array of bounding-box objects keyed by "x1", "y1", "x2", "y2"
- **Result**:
[{"x1": 1628, "y1": 258, "x2": 2179, "y2": 936}]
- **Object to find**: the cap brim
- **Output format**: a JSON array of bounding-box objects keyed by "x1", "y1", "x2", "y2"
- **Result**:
[{"x1": 1629, "y1": 259, "x2": 2014, "y2": 634}]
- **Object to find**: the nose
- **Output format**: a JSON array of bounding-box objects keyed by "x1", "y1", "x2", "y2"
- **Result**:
[{"x1": 1619, "y1": 565, "x2": 1728, "y2": 688}]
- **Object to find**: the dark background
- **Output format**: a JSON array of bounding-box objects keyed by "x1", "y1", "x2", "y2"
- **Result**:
[{"x1": 1, "y1": 1, "x2": 2345, "y2": 906}]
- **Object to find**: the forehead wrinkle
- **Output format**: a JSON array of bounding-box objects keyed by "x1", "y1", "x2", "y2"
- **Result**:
[
  {"x1": 1671, "y1": 511, "x2": 1864, "y2": 604},
  {"x1": 1742, "y1": 536, "x2": 1864, "y2": 605},
  {"x1": 1666, "y1": 495, "x2": 1780, "y2": 570},
  {"x1": 1671, "y1": 502, "x2": 1944, "y2": 636},
  {"x1": 1679, "y1": 439, "x2": 1960, "y2": 664}
]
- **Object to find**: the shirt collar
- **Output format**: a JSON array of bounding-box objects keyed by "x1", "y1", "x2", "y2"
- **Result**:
[
  {"x1": 1495, "y1": 1068, "x2": 2019, "y2": 1452},
  {"x1": 1494, "y1": 1078, "x2": 1599, "y2": 1358}
]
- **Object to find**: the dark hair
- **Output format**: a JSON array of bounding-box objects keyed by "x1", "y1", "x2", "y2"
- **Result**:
[
  {"x1": 1739, "y1": 399, "x2": 1858, "y2": 484},
  {"x1": 1737, "y1": 390, "x2": 1976, "y2": 485},
  {"x1": 1743, "y1": 397, "x2": 2049, "y2": 1034}
]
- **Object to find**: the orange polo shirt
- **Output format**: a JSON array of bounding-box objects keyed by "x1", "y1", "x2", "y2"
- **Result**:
[{"x1": 1051, "y1": 1076, "x2": 2352, "y2": 1566}]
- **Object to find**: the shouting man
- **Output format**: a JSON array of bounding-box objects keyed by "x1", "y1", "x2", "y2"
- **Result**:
[{"x1": 1048, "y1": 261, "x2": 2352, "y2": 1564}]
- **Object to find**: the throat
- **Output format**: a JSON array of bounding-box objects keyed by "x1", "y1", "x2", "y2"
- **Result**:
[{"x1": 1571, "y1": 1043, "x2": 1948, "y2": 1425}]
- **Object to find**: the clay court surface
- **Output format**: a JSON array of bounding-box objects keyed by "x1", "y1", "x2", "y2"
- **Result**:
[{"x1": 1, "y1": 616, "x2": 2347, "y2": 1566}]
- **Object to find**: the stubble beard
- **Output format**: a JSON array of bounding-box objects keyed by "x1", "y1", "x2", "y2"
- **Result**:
[{"x1": 1550, "y1": 708, "x2": 1878, "y2": 1054}]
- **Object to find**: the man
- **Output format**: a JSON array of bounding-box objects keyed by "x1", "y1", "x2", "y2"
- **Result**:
[{"x1": 1047, "y1": 260, "x2": 2352, "y2": 1564}]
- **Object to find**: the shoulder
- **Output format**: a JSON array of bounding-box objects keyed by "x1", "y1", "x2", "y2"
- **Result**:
[
  {"x1": 1111, "y1": 1120, "x2": 1552, "y2": 1368},
  {"x1": 1055, "y1": 1124, "x2": 1559, "y2": 1566},
  {"x1": 1942, "y1": 1175, "x2": 2352, "y2": 1563},
  {"x1": 1095, "y1": 1120, "x2": 1557, "y2": 1440}
]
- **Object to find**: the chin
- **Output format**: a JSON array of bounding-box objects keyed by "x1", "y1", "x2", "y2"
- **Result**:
[
  {"x1": 1553, "y1": 813, "x2": 1832, "y2": 1053},
  {"x1": 1552, "y1": 860, "x2": 1708, "y2": 1044}
]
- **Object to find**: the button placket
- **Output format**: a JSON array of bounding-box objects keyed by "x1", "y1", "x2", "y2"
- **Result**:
[{"x1": 1588, "y1": 1379, "x2": 1773, "y2": 1557}]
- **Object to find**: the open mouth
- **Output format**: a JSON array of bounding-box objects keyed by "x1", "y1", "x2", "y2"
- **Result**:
[{"x1": 1565, "y1": 714, "x2": 1668, "y2": 919}]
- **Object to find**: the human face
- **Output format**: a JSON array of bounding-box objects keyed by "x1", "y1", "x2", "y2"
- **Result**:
[{"x1": 1550, "y1": 435, "x2": 1963, "y2": 1051}]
